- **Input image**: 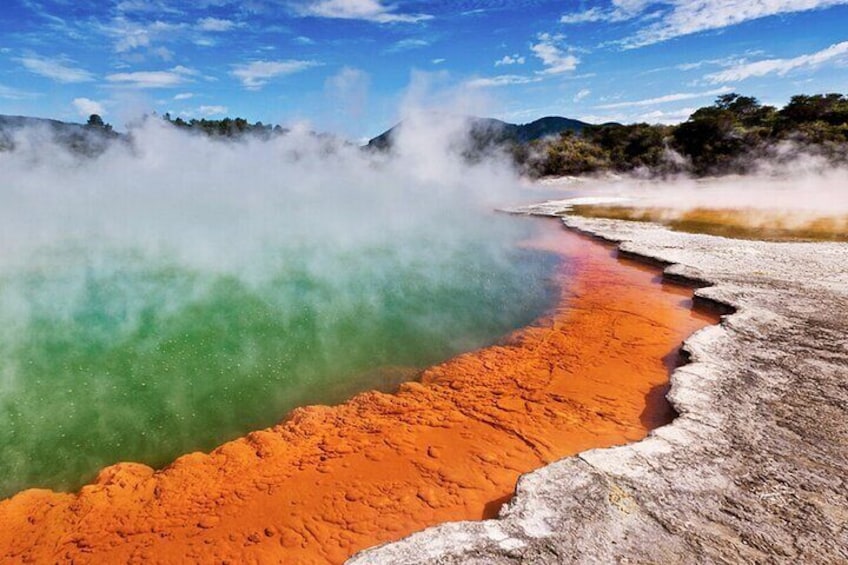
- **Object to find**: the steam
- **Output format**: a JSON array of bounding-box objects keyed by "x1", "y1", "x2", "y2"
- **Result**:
[
  {"x1": 0, "y1": 110, "x2": 562, "y2": 496},
  {"x1": 0, "y1": 115, "x2": 521, "y2": 272},
  {"x1": 540, "y1": 145, "x2": 848, "y2": 224}
]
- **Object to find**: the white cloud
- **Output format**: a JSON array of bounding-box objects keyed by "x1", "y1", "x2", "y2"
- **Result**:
[
  {"x1": 18, "y1": 54, "x2": 94, "y2": 83},
  {"x1": 198, "y1": 105, "x2": 228, "y2": 116},
  {"x1": 573, "y1": 88, "x2": 591, "y2": 102},
  {"x1": 466, "y1": 74, "x2": 543, "y2": 88},
  {"x1": 174, "y1": 92, "x2": 194, "y2": 100},
  {"x1": 197, "y1": 17, "x2": 237, "y2": 32},
  {"x1": 325, "y1": 66, "x2": 370, "y2": 120},
  {"x1": 531, "y1": 33, "x2": 579, "y2": 75},
  {"x1": 116, "y1": 0, "x2": 180, "y2": 14},
  {"x1": 705, "y1": 41, "x2": 848, "y2": 82},
  {"x1": 580, "y1": 104, "x2": 698, "y2": 125},
  {"x1": 674, "y1": 54, "x2": 753, "y2": 71},
  {"x1": 106, "y1": 66, "x2": 197, "y2": 88},
  {"x1": 560, "y1": 7, "x2": 610, "y2": 24},
  {"x1": 432, "y1": 58, "x2": 446, "y2": 65},
  {"x1": 0, "y1": 84, "x2": 36, "y2": 100},
  {"x1": 636, "y1": 106, "x2": 697, "y2": 124},
  {"x1": 595, "y1": 86, "x2": 734, "y2": 109},
  {"x1": 563, "y1": 1, "x2": 848, "y2": 48},
  {"x1": 634, "y1": 1, "x2": 848, "y2": 47},
  {"x1": 495, "y1": 54, "x2": 526, "y2": 66},
  {"x1": 560, "y1": 0, "x2": 650, "y2": 25},
  {"x1": 387, "y1": 38, "x2": 430, "y2": 52},
  {"x1": 231, "y1": 59, "x2": 321, "y2": 90},
  {"x1": 171, "y1": 65, "x2": 199, "y2": 76},
  {"x1": 326, "y1": 67, "x2": 369, "y2": 97},
  {"x1": 294, "y1": 0, "x2": 433, "y2": 23},
  {"x1": 152, "y1": 47, "x2": 174, "y2": 61},
  {"x1": 72, "y1": 97, "x2": 106, "y2": 118},
  {"x1": 101, "y1": 17, "x2": 186, "y2": 53}
]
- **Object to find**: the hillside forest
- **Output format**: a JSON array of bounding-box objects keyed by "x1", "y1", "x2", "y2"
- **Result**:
[
  {"x1": 2, "y1": 92, "x2": 846, "y2": 179},
  {"x1": 515, "y1": 93, "x2": 848, "y2": 177}
]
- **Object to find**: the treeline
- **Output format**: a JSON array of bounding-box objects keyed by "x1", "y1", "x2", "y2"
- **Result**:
[
  {"x1": 161, "y1": 113, "x2": 287, "y2": 139},
  {"x1": 516, "y1": 93, "x2": 848, "y2": 177}
]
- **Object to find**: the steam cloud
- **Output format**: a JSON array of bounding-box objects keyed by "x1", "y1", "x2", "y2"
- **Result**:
[
  {"x1": 0, "y1": 115, "x2": 525, "y2": 273},
  {"x1": 541, "y1": 143, "x2": 848, "y2": 225},
  {"x1": 0, "y1": 112, "x2": 555, "y2": 496}
]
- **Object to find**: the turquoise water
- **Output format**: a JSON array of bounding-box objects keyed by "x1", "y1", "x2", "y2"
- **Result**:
[{"x1": 0, "y1": 215, "x2": 559, "y2": 499}]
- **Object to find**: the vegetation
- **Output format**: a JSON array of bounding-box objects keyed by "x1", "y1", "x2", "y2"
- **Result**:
[
  {"x1": 0, "y1": 113, "x2": 120, "y2": 156},
  {"x1": 520, "y1": 92, "x2": 848, "y2": 178},
  {"x1": 161, "y1": 113, "x2": 287, "y2": 139},
  {"x1": 86, "y1": 113, "x2": 113, "y2": 132}
]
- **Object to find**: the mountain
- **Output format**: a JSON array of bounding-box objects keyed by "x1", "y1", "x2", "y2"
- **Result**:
[
  {"x1": 1, "y1": 114, "x2": 78, "y2": 130},
  {"x1": 508, "y1": 116, "x2": 593, "y2": 142},
  {"x1": 366, "y1": 115, "x2": 594, "y2": 151},
  {"x1": 0, "y1": 114, "x2": 121, "y2": 155}
]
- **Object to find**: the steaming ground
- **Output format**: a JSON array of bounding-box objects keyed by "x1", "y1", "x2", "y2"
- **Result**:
[
  {"x1": 528, "y1": 153, "x2": 848, "y2": 238},
  {"x1": 0, "y1": 117, "x2": 560, "y2": 498},
  {"x1": 537, "y1": 152, "x2": 848, "y2": 225}
]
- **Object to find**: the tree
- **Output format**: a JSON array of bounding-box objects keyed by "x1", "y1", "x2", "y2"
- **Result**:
[
  {"x1": 85, "y1": 113, "x2": 113, "y2": 133},
  {"x1": 714, "y1": 93, "x2": 777, "y2": 127},
  {"x1": 584, "y1": 123, "x2": 670, "y2": 171},
  {"x1": 86, "y1": 114, "x2": 105, "y2": 127},
  {"x1": 528, "y1": 131, "x2": 610, "y2": 177},
  {"x1": 672, "y1": 105, "x2": 743, "y2": 174}
]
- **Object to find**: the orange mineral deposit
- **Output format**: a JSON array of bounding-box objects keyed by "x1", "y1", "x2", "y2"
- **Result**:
[{"x1": 0, "y1": 220, "x2": 718, "y2": 564}]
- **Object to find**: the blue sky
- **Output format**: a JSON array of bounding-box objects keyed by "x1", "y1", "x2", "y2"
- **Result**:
[{"x1": 2, "y1": 0, "x2": 848, "y2": 138}]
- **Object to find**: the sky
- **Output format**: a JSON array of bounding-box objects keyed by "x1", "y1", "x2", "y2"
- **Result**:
[{"x1": 1, "y1": 0, "x2": 847, "y2": 139}]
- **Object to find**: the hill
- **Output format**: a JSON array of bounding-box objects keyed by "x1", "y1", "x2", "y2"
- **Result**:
[
  {"x1": 0, "y1": 114, "x2": 120, "y2": 155},
  {"x1": 366, "y1": 115, "x2": 593, "y2": 151}
]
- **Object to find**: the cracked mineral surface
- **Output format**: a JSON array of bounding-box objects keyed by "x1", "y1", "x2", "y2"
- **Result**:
[{"x1": 350, "y1": 214, "x2": 848, "y2": 564}]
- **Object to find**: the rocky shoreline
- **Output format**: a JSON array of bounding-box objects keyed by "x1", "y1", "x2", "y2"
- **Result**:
[{"x1": 351, "y1": 215, "x2": 848, "y2": 563}]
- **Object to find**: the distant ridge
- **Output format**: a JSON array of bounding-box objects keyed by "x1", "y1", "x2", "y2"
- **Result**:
[
  {"x1": 0, "y1": 114, "x2": 120, "y2": 155},
  {"x1": 0, "y1": 114, "x2": 84, "y2": 130},
  {"x1": 506, "y1": 116, "x2": 594, "y2": 142},
  {"x1": 366, "y1": 115, "x2": 594, "y2": 150},
  {"x1": 1, "y1": 112, "x2": 595, "y2": 154}
]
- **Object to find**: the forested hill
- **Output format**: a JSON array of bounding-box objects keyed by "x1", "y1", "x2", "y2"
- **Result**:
[
  {"x1": 1, "y1": 114, "x2": 85, "y2": 131},
  {"x1": 515, "y1": 93, "x2": 848, "y2": 177},
  {"x1": 0, "y1": 113, "x2": 120, "y2": 155},
  {"x1": 365, "y1": 93, "x2": 847, "y2": 177},
  {"x1": 366, "y1": 115, "x2": 593, "y2": 151}
]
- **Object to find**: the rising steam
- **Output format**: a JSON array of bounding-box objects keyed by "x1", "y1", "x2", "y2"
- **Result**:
[
  {"x1": 539, "y1": 143, "x2": 848, "y2": 228},
  {"x1": 0, "y1": 112, "x2": 557, "y2": 497}
]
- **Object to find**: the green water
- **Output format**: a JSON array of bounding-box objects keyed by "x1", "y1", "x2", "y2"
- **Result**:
[{"x1": 0, "y1": 219, "x2": 559, "y2": 499}]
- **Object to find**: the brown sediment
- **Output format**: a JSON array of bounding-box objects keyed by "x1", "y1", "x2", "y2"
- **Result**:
[
  {"x1": 0, "y1": 220, "x2": 718, "y2": 564},
  {"x1": 569, "y1": 205, "x2": 848, "y2": 242}
]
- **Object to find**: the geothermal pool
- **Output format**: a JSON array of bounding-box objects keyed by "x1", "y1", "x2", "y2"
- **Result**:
[
  {"x1": 0, "y1": 214, "x2": 559, "y2": 499},
  {"x1": 0, "y1": 123, "x2": 719, "y2": 563},
  {"x1": 0, "y1": 218, "x2": 720, "y2": 565}
]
